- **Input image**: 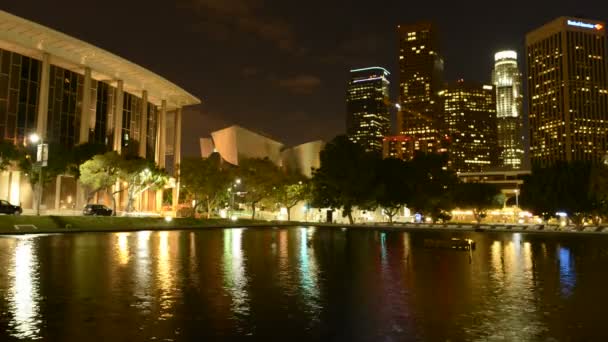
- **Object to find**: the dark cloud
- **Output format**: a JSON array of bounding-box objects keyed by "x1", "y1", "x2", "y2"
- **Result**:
[
  {"x1": 182, "y1": 0, "x2": 297, "y2": 53},
  {"x1": 276, "y1": 75, "x2": 322, "y2": 94}
]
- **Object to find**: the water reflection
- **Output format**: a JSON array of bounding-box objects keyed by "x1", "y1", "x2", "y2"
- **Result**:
[
  {"x1": 116, "y1": 233, "x2": 130, "y2": 265},
  {"x1": 223, "y1": 229, "x2": 250, "y2": 317},
  {"x1": 298, "y1": 228, "x2": 320, "y2": 321},
  {"x1": 133, "y1": 231, "x2": 152, "y2": 313},
  {"x1": 471, "y1": 238, "x2": 542, "y2": 340},
  {"x1": 8, "y1": 237, "x2": 41, "y2": 340},
  {"x1": 0, "y1": 229, "x2": 607, "y2": 340},
  {"x1": 558, "y1": 246, "x2": 575, "y2": 298},
  {"x1": 157, "y1": 231, "x2": 176, "y2": 319}
]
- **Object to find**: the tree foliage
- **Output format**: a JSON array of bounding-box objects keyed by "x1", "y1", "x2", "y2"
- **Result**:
[
  {"x1": 406, "y1": 152, "x2": 458, "y2": 221},
  {"x1": 119, "y1": 157, "x2": 167, "y2": 213},
  {"x1": 311, "y1": 136, "x2": 379, "y2": 224},
  {"x1": 180, "y1": 154, "x2": 233, "y2": 218},
  {"x1": 271, "y1": 175, "x2": 311, "y2": 221},
  {"x1": 374, "y1": 157, "x2": 413, "y2": 222},
  {"x1": 454, "y1": 182, "x2": 503, "y2": 224},
  {"x1": 520, "y1": 161, "x2": 607, "y2": 225},
  {"x1": 236, "y1": 157, "x2": 283, "y2": 220},
  {"x1": 80, "y1": 152, "x2": 122, "y2": 210},
  {"x1": 80, "y1": 151, "x2": 167, "y2": 214},
  {"x1": 0, "y1": 139, "x2": 20, "y2": 171}
]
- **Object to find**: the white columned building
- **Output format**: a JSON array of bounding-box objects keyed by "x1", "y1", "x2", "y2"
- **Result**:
[{"x1": 0, "y1": 9, "x2": 200, "y2": 214}]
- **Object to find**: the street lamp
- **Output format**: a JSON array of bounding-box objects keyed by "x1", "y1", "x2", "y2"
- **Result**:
[
  {"x1": 29, "y1": 133, "x2": 47, "y2": 216},
  {"x1": 229, "y1": 179, "x2": 242, "y2": 218}
]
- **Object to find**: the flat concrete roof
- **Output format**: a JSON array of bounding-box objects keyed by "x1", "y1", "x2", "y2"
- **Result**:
[{"x1": 0, "y1": 10, "x2": 201, "y2": 109}]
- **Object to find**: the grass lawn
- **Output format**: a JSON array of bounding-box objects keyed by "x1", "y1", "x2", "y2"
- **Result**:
[{"x1": 0, "y1": 215, "x2": 293, "y2": 235}]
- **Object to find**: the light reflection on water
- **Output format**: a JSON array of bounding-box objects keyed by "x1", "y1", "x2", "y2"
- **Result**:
[
  {"x1": 8, "y1": 237, "x2": 42, "y2": 340},
  {"x1": 298, "y1": 227, "x2": 320, "y2": 322},
  {"x1": 223, "y1": 228, "x2": 249, "y2": 318},
  {"x1": 0, "y1": 229, "x2": 607, "y2": 340}
]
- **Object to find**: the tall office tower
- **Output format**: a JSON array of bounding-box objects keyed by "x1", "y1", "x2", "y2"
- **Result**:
[
  {"x1": 492, "y1": 51, "x2": 524, "y2": 169},
  {"x1": 346, "y1": 67, "x2": 390, "y2": 153},
  {"x1": 440, "y1": 80, "x2": 498, "y2": 173},
  {"x1": 397, "y1": 22, "x2": 444, "y2": 151},
  {"x1": 526, "y1": 17, "x2": 608, "y2": 166}
]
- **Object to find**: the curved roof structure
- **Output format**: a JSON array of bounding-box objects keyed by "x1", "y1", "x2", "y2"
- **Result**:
[{"x1": 0, "y1": 10, "x2": 200, "y2": 109}]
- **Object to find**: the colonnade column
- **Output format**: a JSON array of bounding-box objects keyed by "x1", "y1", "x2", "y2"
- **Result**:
[
  {"x1": 158, "y1": 100, "x2": 167, "y2": 168},
  {"x1": 139, "y1": 90, "x2": 148, "y2": 158},
  {"x1": 36, "y1": 53, "x2": 51, "y2": 139},
  {"x1": 113, "y1": 80, "x2": 124, "y2": 154},
  {"x1": 172, "y1": 107, "x2": 182, "y2": 214},
  {"x1": 156, "y1": 100, "x2": 167, "y2": 212},
  {"x1": 112, "y1": 80, "x2": 124, "y2": 213},
  {"x1": 79, "y1": 67, "x2": 92, "y2": 144}
]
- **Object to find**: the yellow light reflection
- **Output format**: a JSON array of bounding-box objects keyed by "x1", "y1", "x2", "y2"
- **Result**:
[
  {"x1": 157, "y1": 231, "x2": 175, "y2": 319},
  {"x1": 134, "y1": 231, "x2": 152, "y2": 311},
  {"x1": 116, "y1": 233, "x2": 130, "y2": 265},
  {"x1": 479, "y1": 238, "x2": 540, "y2": 339},
  {"x1": 223, "y1": 229, "x2": 249, "y2": 316},
  {"x1": 9, "y1": 237, "x2": 41, "y2": 340}
]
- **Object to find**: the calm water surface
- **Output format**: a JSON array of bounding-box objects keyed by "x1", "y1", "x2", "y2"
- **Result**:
[{"x1": 0, "y1": 227, "x2": 607, "y2": 341}]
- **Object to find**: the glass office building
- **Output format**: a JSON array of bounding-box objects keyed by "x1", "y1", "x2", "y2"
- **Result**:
[
  {"x1": 526, "y1": 17, "x2": 608, "y2": 166},
  {"x1": 346, "y1": 67, "x2": 390, "y2": 153},
  {"x1": 492, "y1": 50, "x2": 525, "y2": 169}
]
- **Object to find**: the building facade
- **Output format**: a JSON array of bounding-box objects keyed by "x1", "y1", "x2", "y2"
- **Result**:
[
  {"x1": 200, "y1": 125, "x2": 324, "y2": 179},
  {"x1": 0, "y1": 10, "x2": 200, "y2": 212},
  {"x1": 492, "y1": 50, "x2": 525, "y2": 169},
  {"x1": 346, "y1": 67, "x2": 390, "y2": 153},
  {"x1": 440, "y1": 81, "x2": 498, "y2": 173},
  {"x1": 397, "y1": 22, "x2": 444, "y2": 151},
  {"x1": 526, "y1": 17, "x2": 608, "y2": 166},
  {"x1": 200, "y1": 125, "x2": 284, "y2": 166}
]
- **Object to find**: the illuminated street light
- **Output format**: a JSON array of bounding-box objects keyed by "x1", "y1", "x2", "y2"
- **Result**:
[
  {"x1": 29, "y1": 133, "x2": 46, "y2": 216},
  {"x1": 29, "y1": 133, "x2": 40, "y2": 144}
]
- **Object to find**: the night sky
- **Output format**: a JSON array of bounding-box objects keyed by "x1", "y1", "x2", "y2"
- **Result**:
[{"x1": 2, "y1": 0, "x2": 608, "y2": 157}]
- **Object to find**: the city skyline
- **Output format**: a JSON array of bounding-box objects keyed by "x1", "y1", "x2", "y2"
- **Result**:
[{"x1": 3, "y1": 1, "x2": 607, "y2": 157}]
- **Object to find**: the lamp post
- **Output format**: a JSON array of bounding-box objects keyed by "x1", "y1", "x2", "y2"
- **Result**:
[
  {"x1": 229, "y1": 178, "x2": 242, "y2": 218},
  {"x1": 29, "y1": 133, "x2": 47, "y2": 216}
]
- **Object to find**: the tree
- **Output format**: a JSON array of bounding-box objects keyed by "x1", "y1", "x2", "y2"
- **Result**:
[
  {"x1": 237, "y1": 157, "x2": 282, "y2": 220},
  {"x1": 80, "y1": 152, "x2": 167, "y2": 214},
  {"x1": 374, "y1": 158, "x2": 413, "y2": 223},
  {"x1": 311, "y1": 136, "x2": 378, "y2": 224},
  {"x1": 118, "y1": 157, "x2": 168, "y2": 213},
  {"x1": 455, "y1": 182, "x2": 502, "y2": 224},
  {"x1": 69, "y1": 142, "x2": 109, "y2": 179},
  {"x1": 272, "y1": 176, "x2": 311, "y2": 221},
  {"x1": 180, "y1": 154, "x2": 232, "y2": 218},
  {"x1": 589, "y1": 161, "x2": 608, "y2": 224},
  {"x1": 520, "y1": 161, "x2": 595, "y2": 226},
  {"x1": 79, "y1": 152, "x2": 123, "y2": 211},
  {"x1": 407, "y1": 152, "x2": 458, "y2": 222},
  {"x1": 18, "y1": 142, "x2": 72, "y2": 188},
  {"x1": 0, "y1": 139, "x2": 20, "y2": 172}
]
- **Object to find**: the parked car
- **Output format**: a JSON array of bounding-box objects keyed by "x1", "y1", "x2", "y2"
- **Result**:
[
  {"x1": 0, "y1": 200, "x2": 22, "y2": 215},
  {"x1": 83, "y1": 204, "x2": 113, "y2": 216}
]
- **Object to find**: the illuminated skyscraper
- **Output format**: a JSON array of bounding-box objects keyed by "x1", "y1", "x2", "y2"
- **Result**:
[
  {"x1": 440, "y1": 81, "x2": 498, "y2": 172},
  {"x1": 346, "y1": 67, "x2": 390, "y2": 153},
  {"x1": 397, "y1": 22, "x2": 444, "y2": 151},
  {"x1": 492, "y1": 50, "x2": 524, "y2": 169},
  {"x1": 526, "y1": 17, "x2": 608, "y2": 166}
]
